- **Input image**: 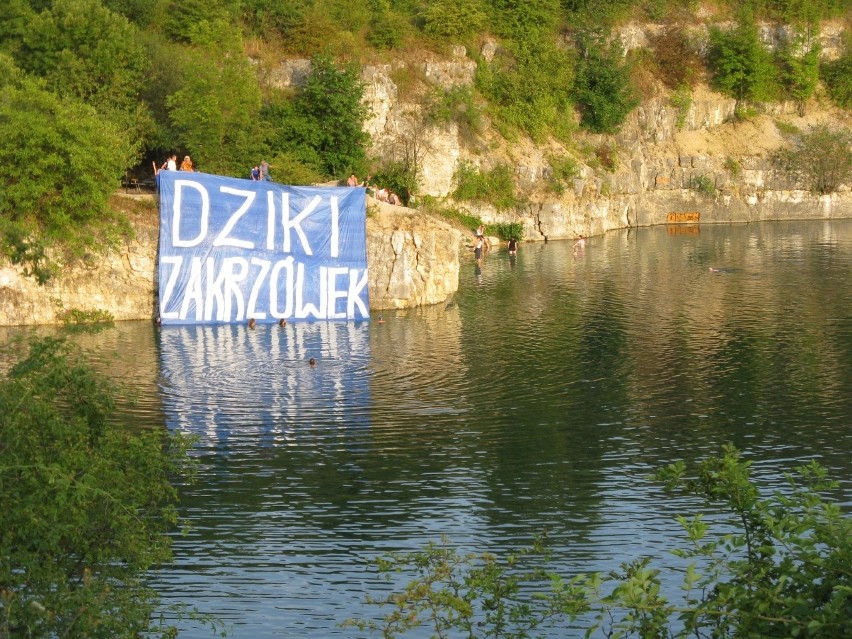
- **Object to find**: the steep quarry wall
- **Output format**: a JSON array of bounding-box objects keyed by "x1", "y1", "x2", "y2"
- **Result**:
[{"x1": 2, "y1": 19, "x2": 850, "y2": 325}]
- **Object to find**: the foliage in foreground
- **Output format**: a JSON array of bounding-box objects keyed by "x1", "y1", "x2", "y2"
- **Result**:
[
  {"x1": 0, "y1": 338, "x2": 198, "y2": 639},
  {"x1": 346, "y1": 444, "x2": 851, "y2": 638}
]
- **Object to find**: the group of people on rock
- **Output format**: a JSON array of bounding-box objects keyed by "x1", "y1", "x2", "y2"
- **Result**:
[
  {"x1": 155, "y1": 154, "x2": 195, "y2": 174},
  {"x1": 155, "y1": 155, "x2": 276, "y2": 183},
  {"x1": 250, "y1": 160, "x2": 273, "y2": 181},
  {"x1": 347, "y1": 173, "x2": 402, "y2": 206}
]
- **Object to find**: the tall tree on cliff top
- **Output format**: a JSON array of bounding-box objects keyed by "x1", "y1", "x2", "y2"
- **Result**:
[
  {"x1": 0, "y1": 55, "x2": 135, "y2": 283},
  {"x1": 269, "y1": 54, "x2": 370, "y2": 179}
]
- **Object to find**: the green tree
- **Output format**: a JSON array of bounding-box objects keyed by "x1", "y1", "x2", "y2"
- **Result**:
[
  {"x1": 166, "y1": 47, "x2": 264, "y2": 176},
  {"x1": 822, "y1": 33, "x2": 852, "y2": 108},
  {"x1": 708, "y1": 14, "x2": 781, "y2": 105},
  {"x1": 347, "y1": 445, "x2": 852, "y2": 638},
  {"x1": 775, "y1": 124, "x2": 852, "y2": 194},
  {"x1": 779, "y1": 29, "x2": 821, "y2": 115},
  {"x1": 475, "y1": 33, "x2": 575, "y2": 142},
  {"x1": 0, "y1": 337, "x2": 197, "y2": 638},
  {"x1": 269, "y1": 54, "x2": 370, "y2": 179},
  {"x1": 572, "y1": 33, "x2": 639, "y2": 134},
  {"x1": 14, "y1": 0, "x2": 152, "y2": 138},
  {"x1": 0, "y1": 57, "x2": 136, "y2": 282},
  {"x1": 423, "y1": 0, "x2": 487, "y2": 39}
]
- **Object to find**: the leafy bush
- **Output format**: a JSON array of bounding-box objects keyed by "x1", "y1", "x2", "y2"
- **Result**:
[
  {"x1": 707, "y1": 15, "x2": 782, "y2": 104},
  {"x1": 269, "y1": 54, "x2": 370, "y2": 179},
  {"x1": 346, "y1": 445, "x2": 852, "y2": 639},
  {"x1": 775, "y1": 124, "x2": 852, "y2": 194},
  {"x1": 0, "y1": 59, "x2": 136, "y2": 282},
  {"x1": 651, "y1": 26, "x2": 703, "y2": 89},
  {"x1": 778, "y1": 30, "x2": 820, "y2": 114},
  {"x1": 424, "y1": 204, "x2": 483, "y2": 235},
  {"x1": 485, "y1": 221, "x2": 525, "y2": 241},
  {"x1": 670, "y1": 83, "x2": 693, "y2": 130},
  {"x1": 166, "y1": 47, "x2": 264, "y2": 176},
  {"x1": 822, "y1": 34, "x2": 852, "y2": 108},
  {"x1": 372, "y1": 160, "x2": 418, "y2": 206},
  {"x1": 453, "y1": 161, "x2": 518, "y2": 210},
  {"x1": 12, "y1": 0, "x2": 152, "y2": 136},
  {"x1": 689, "y1": 174, "x2": 716, "y2": 194},
  {"x1": 0, "y1": 338, "x2": 200, "y2": 638},
  {"x1": 425, "y1": 85, "x2": 484, "y2": 137},
  {"x1": 547, "y1": 154, "x2": 581, "y2": 194},
  {"x1": 423, "y1": 0, "x2": 487, "y2": 39},
  {"x1": 572, "y1": 33, "x2": 639, "y2": 134},
  {"x1": 475, "y1": 33, "x2": 575, "y2": 142}
]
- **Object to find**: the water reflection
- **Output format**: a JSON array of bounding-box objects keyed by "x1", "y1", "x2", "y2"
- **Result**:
[
  {"x1": 159, "y1": 322, "x2": 372, "y2": 448},
  {"x1": 3, "y1": 220, "x2": 850, "y2": 638}
]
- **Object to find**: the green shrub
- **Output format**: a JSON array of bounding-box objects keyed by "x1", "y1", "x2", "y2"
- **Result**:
[
  {"x1": 261, "y1": 54, "x2": 369, "y2": 180},
  {"x1": 0, "y1": 58, "x2": 135, "y2": 283},
  {"x1": 428, "y1": 205, "x2": 483, "y2": 234},
  {"x1": 775, "y1": 124, "x2": 852, "y2": 194},
  {"x1": 572, "y1": 33, "x2": 639, "y2": 134},
  {"x1": 779, "y1": 30, "x2": 820, "y2": 114},
  {"x1": 724, "y1": 156, "x2": 741, "y2": 178},
  {"x1": 547, "y1": 154, "x2": 581, "y2": 194},
  {"x1": 707, "y1": 15, "x2": 782, "y2": 104},
  {"x1": 346, "y1": 445, "x2": 852, "y2": 639},
  {"x1": 372, "y1": 160, "x2": 418, "y2": 206},
  {"x1": 475, "y1": 33, "x2": 575, "y2": 142},
  {"x1": 485, "y1": 221, "x2": 524, "y2": 241},
  {"x1": 689, "y1": 174, "x2": 716, "y2": 195},
  {"x1": 425, "y1": 85, "x2": 484, "y2": 137},
  {"x1": 0, "y1": 338, "x2": 205, "y2": 638},
  {"x1": 423, "y1": 0, "x2": 487, "y2": 39},
  {"x1": 822, "y1": 34, "x2": 852, "y2": 108},
  {"x1": 57, "y1": 308, "x2": 115, "y2": 325},
  {"x1": 166, "y1": 47, "x2": 264, "y2": 176},
  {"x1": 670, "y1": 83, "x2": 693, "y2": 130},
  {"x1": 774, "y1": 119, "x2": 801, "y2": 136},
  {"x1": 453, "y1": 161, "x2": 518, "y2": 210}
]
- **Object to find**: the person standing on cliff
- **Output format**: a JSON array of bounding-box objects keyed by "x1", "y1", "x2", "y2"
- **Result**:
[
  {"x1": 180, "y1": 155, "x2": 194, "y2": 171},
  {"x1": 260, "y1": 160, "x2": 272, "y2": 181}
]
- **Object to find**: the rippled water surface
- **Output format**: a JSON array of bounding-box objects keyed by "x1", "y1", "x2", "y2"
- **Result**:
[{"x1": 6, "y1": 220, "x2": 851, "y2": 638}]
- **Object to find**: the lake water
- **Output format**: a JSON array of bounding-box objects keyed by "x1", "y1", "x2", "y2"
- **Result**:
[{"x1": 5, "y1": 220, "x2": 851, "y2": 637}]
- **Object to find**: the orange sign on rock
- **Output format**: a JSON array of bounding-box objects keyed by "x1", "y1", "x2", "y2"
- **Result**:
[
  {"x1": 667, "y1": 212, "x2": 701, "y2": 224},
  {"x1": 667, "y1": 212, "x2": 700, "y2": 223}
]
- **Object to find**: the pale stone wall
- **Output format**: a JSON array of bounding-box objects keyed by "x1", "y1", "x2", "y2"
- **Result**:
[
  {"x1": 0, "y1": 197, "x2": 462, "y2": 326},
  {"x1": 366, "y1": 200, "x2": 463, "y2": 310}
]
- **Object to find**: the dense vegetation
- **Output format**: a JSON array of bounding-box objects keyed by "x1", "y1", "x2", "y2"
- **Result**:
[
  {"x1": 0, "y1": 337, "x2": 203, "y2": 638},
  {"x1": 346, "y1": 445, "x2": 852, "y2": 639},
  {"x1": 1, "y1": 0, "x2": 850, "y2": 278}
]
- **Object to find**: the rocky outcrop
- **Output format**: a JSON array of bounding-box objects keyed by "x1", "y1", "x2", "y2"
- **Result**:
[
  {"x1": 0, "y1": 196, "x2": 462, "y2": 326},
  {"x1": 366, "y1": 199, "x2": 462, "y2": 310},
  {"x1": 0, "y1": 203, "x2": 159, "y2": 326}
]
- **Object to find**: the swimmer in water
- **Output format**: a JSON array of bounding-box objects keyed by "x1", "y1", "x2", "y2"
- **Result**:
[
  {"x1": 248, "y1": 318, "x2": 256, "y2": 329},
  {"x1": 279, "y1": 318, "x2": 287, "y2": 326},
  {"x1": 309, "y1": 357, "x2": 316, "y2": 367}
]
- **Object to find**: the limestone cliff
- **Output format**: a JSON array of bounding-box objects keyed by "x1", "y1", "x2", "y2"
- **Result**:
[
  {"x1": 270, "y1": 20, "x2": 851, "y2": 242},
  {"x1": 0, "y1": 195, "x2": 461, "y2": 326}
]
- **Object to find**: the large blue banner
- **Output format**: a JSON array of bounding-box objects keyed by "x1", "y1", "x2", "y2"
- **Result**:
[{"x1": 158, "y1": 172, "x2": 369, "y2": 324}]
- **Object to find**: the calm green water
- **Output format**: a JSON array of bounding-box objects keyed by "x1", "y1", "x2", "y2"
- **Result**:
[{"x1": 5, "y1": 220, "x2": 851, "y2": 637}]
